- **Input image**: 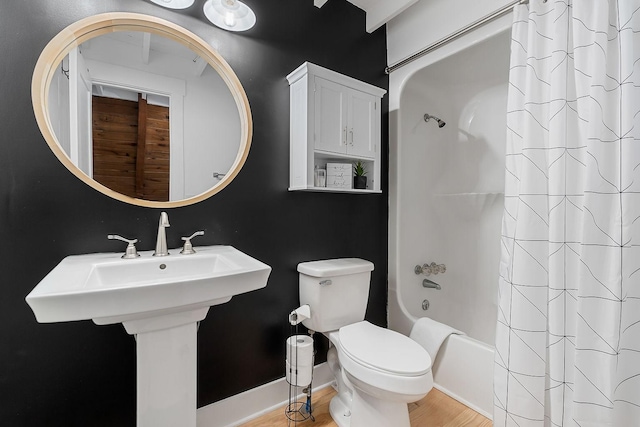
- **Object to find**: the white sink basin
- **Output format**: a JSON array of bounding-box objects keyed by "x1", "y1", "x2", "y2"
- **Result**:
[
  {"x1": 27, "y1": 244, "x2": 271, "y2": 427},
  {"x1": 26, "y1": 245, "x2": 271, "y2": 325}
]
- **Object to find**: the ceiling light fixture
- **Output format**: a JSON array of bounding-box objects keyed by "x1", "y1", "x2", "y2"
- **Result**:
[
  {"x1": 203, "y1": 0, "x2": 256, "y2": 32},
  {"x1": 148, "y1": 0, "x2": 196, "y2": 10}
]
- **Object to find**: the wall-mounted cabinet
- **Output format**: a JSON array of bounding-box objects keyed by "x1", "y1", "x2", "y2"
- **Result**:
[{"x1": 287, "y1": 62, "x2": 386, "y2": 193}]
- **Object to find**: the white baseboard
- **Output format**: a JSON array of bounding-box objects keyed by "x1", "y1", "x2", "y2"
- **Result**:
[{"x1": 197, "y1": 362, "x2": 333, "y2": 427}]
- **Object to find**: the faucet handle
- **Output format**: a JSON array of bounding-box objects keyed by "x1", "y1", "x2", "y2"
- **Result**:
[
  {"x1": 180, "y1": 231, "x2": 205, "y2": 255},
  {"x1": 108, "y1": 234, "x2": 140, "y2": 259}
]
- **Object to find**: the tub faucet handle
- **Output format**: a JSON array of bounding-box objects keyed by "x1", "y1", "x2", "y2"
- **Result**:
[
  {"x1": 425, "y1": 263, "x2": 435, "y2": 275},
  {"x1": 415, "y1": 262, "x2": 446, "y2": 276},
  {"x1": 414, "y1": 263, "x2": 433, "y2": 275},
  {"x1": 180, "y1": 231, "x2": 205, "y2": 255},
  {"x1": 108, "y1": 234, "x2": 140, "y2": 259}
]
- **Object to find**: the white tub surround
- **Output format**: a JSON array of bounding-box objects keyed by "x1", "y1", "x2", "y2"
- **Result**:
[
  {"x1": 389, "y1": 29, "x2": 509, "y2": 345},
  {"x1": 387, "y1": 4, "x2": 513, "y2": 419}
]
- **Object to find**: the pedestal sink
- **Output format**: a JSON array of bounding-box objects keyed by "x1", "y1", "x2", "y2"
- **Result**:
[{"x1": 26, "y1": 245, "x2": 271, "y2": 427}]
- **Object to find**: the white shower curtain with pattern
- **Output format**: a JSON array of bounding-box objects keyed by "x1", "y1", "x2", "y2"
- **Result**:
[{"x1": 494, "y1": 1, "x2": 640, "y2": 426}]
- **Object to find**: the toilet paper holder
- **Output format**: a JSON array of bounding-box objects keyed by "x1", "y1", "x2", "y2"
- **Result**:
[
  {"x1": 286, "y1": 306, "x2": 316, "y2": 423},
  {"x1": 289, "y1": 304, "x2": 311, "y2": 325}
]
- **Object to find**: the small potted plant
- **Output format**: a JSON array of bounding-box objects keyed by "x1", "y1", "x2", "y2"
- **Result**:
[{"x1": 353, "y1": 161, "x2": 367, "y2": 189}]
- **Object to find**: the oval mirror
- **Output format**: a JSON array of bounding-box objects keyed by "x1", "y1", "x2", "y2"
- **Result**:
[{"x1": 32, "y1": 13, "x2": 252, "y2": 208}]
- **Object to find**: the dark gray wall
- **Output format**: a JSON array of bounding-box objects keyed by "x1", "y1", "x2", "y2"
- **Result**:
[{"x1": 0, "y1": 1, "x2": 388, "y2": 425}]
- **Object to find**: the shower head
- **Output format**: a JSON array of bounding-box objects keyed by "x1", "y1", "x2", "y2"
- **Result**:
[{"x1": 424, "y1": 113, "x2": 446, "y2": 128}]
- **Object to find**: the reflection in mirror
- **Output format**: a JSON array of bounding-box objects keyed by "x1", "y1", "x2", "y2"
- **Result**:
[
  {"x1": 33, "y1": 13, "x2": 252, "y2": 208},
  {"x1": 48, "y1": 31, "x2": 241, "y2": 202}
]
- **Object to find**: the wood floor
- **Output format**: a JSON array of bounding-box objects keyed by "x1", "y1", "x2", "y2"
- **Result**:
[{"x1": 239, "y1": 386, "x2": 492, "y2": 427}]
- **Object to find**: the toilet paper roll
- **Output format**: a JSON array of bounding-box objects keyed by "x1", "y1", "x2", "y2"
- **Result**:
[
  {"x1": 286, "y1": 360, "x2": 312, "y2": 387},
  {"x1": 286, "y1": 335, "x2": 314, "y2": 386},
  {"x1": 286, "y1": 335, "x2": 313, "y2": 366}
]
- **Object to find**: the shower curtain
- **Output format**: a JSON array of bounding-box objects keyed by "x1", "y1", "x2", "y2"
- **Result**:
[{"x1": 494, "y1": 1, "x2": 640, "y2": 426}]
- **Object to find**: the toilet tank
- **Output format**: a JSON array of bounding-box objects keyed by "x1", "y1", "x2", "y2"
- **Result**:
[{"x1": 297, "y1": 258, "x2": 374, "y2": 333}]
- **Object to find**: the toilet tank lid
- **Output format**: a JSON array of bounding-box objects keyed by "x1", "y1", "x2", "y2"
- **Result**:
[{"x1": 297, "y1": 258, "x2": 374, "y2": 277}]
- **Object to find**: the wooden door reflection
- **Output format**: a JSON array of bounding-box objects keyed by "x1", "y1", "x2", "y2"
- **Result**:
[{"x1": 92, "y1": 94, "x2": 170, "y2": 201}]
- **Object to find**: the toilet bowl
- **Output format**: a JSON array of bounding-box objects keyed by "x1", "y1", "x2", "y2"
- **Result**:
[
  {"x1": 297, "y1": 259, "x2": 433, "y2": 427},
  {"x1": 326, "y1": 321, "x2": 433, "y2": 427}
]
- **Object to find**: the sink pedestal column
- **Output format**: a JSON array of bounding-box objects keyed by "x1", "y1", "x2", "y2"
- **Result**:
[{"x1": 122, "y1": 307, "x2": 211, "y2": 427}]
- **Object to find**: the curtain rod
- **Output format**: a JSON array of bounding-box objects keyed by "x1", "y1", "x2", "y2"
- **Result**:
[{"x1": 385, "y1": 0, "x2": 529, "y2": 75}]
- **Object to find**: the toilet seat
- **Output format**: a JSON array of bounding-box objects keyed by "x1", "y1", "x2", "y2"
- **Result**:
[
  {"x1": 335, "y1": 321, "x2": 433, "y2": 397},
  {"x1": 339, "y1": 321, "x2": 432, "y2": 376}
]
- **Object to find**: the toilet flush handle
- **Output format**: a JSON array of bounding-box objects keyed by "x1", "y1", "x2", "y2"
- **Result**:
[{"x1": 319, "y1": 280, "x2": 332, "y2": 286}]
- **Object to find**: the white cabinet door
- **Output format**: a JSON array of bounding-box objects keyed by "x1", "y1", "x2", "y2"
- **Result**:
[
  {"x1": 347, "y1": 89, "x2": 376, "y2": 159},
  {"x1": 314, "y1": 77, "x2": 346, "y2": 154},
  {"x1": 314, "y1": 77, "x2": 376, "y2": 159}
]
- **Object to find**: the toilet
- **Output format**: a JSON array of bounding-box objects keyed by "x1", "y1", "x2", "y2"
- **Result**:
[{"x1": 298, "y1": 258, "x2": 433, "y2": 427}]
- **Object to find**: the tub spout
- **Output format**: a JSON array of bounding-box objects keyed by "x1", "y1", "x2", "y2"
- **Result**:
[{"x1": 422, "y1": 278, "x2": 441, "y2": 290}]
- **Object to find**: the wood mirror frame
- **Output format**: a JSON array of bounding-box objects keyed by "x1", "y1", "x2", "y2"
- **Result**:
[{"x1": 32, "y1": 12, "x2": 252, "y2": 208}]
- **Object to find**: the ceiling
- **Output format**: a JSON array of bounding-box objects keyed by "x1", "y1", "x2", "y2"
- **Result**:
[{"x1": 314, "y1": 0, "x2": 419, "y2": 33}]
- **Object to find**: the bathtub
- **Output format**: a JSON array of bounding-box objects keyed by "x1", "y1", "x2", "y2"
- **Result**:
[
  {"x1": 388, "y1": 26, "x2": 513, "y2": 421},
  {"x1": 433, "y1": 333, "x2": 494, "y2": 418},
  {"x1": 389, "y1": 290, "x2": 496, "y2": 418}
]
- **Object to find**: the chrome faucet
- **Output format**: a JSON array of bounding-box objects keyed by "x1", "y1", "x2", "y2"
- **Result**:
[{"x1": 153, "y1": 212, "x2": 170, "y2": 257}]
